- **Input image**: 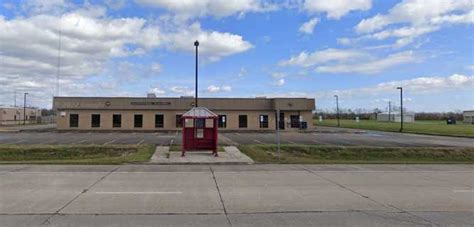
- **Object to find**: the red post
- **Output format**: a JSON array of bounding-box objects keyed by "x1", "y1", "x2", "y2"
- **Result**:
[{"x1": 181, "y1": 117, "x2": 185, "y2": 157}]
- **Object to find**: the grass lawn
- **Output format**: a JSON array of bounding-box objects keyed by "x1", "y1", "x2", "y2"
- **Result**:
[
  {"x1": 314, "y1": 119, "x2": 474, "y2": 137},
  {"x1": 0, "y1": 144, "x2": 155, "y2": 164},
  {"x1": 239, "y1": 144, "x2": 474, "y2": 164}
]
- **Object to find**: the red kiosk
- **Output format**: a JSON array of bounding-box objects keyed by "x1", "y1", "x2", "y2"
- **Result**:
[{"x1": 181, "y1": 107, "x2": 218, "y2": 157}]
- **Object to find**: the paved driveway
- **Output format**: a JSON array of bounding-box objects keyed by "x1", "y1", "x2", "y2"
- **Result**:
[{"x1": 0, "y1": 164, "x2": 473, "y2": 226}]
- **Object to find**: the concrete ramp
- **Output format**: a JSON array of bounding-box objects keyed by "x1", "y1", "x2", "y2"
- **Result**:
[{"x1": 150, "y1": 146, "x2": 254, "y2": 164}]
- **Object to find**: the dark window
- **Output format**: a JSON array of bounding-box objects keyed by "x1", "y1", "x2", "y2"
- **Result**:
[
  {"x1": 218, "y1": 115, "x2": 227, "y2": 128},
  {"x1": 113, "y1": 114, "x2": 121, "y2": 128},
  {"x1": 196, "y1": 118, "x2": 205, "y2": 128},
  {"x1": 259, "y1": 115, "x2": 269, "y2": 128},
  {"x1": 239, "y1": 115, "x2": 247, "y2": 128},
  {"x1": 69, "y1": 114, "x2": 79, "y2": 128},
  {"x1": 155, "y1": 114, "x2": 164, "y2": 128},
  {"x1": 91, "y1": 114, "x2": 100, "y2": 128},
  {"x1": 176, "y1": 115, "x2": 182, "y2": 128},
  {"x1": 134, "y1": 114, "x2": 143, "y2": 128},
  {"x1": 290, "y1": 115, "x2": 300, "y2": 128}
]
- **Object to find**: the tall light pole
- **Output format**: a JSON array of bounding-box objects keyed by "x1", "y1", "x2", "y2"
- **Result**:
[
  {"x1": 388, "y1": 101, "x2": 391, "y2": 121},
  {"x1": 23, "y1": 92, "x2": 28, "y2": 125},
  {"x1": 397, "y1": 87, "x2": 403, "y2": 132},
  {"x1": 194, "y1": 40, "x2": 199, "y2": 107},
  {"x1": 334, "y1": 95, "x2": 340, "y2": 127}
]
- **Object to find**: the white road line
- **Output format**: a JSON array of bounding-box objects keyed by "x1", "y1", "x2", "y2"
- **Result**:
[
  {"x1": 76, "y1": 140, "x2": 87, "y2": 144},
  {"x1": 253, "y1": 139, "x2": 265, "y2": 144},
  {"x1": 137, "y1": 139, "x2": 145, "y2": 145},
  {"x1": 103, "y1": 139, "x2": 116, "y2": 145},
  {"x1": 8, "y1": 140, "x2": 26, "y2": 144},
  {"x1": 453, "y1": 190, "x2": 474, "y2": 193},
  {"x1": 95, "y1": 191, "x2": 182, "y2": 194}
]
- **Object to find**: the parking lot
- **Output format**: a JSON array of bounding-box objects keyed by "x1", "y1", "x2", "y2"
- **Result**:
[{"x1": 0, "y1": 127, "x2": 473, "y2": 147}]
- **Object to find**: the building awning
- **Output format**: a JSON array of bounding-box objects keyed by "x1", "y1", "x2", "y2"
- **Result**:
[{"x1": 182, "y1": 107, "x2": 218, "y2": 118}]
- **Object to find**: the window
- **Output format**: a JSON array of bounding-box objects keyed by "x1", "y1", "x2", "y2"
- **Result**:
[
  {"x1": 176, "y1": 115, "x2": 183, "y2": 128},
  {"x1": 290, "y1": 115, "x2": 300, "y2": 128},
  {"x1": 91, "y1": 114, "x2": 100, "y2": 128},
  {"x1": 113, "y1": 114, "x2": 121, "y2": 128},
  {"x1": 218, "y1": 115, "x2": 226, "y2": 128},
  {"x1": 155, "y1": 114, "x2": 164, "y2": 128},
  {"x1": 259, "y1": 115, "x2": 269, "y2": 128},
  {"x1": 196, "y1": 118, "x2": 205, "y2": 128},
  {"x1": 239, "y1": 115, "x2": 247, "y2": 128},
  {"x1": 69, "y1": 114, "x2": 79, "y2": 128},
  {"x1": 134, "y1": 114, "x2": 143, "y2": 128}
]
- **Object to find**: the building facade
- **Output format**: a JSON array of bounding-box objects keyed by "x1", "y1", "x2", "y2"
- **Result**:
[
  {"x1": 376, "y1": 112, "x2": 415, "y2": 123},
  {"x1": 463, "y1": 110, "x2": 474, "y2": 124},
  {"x1": 53, "y1": 97, "x2": 315, "y2": 131},
  {"x1": 0, "y1": 106, "x2": 41, "y2": 125}
]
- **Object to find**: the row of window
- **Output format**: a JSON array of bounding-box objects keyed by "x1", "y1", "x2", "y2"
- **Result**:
[{"x1": 68, "y1": 114, "x2": 272, "y2": 128}]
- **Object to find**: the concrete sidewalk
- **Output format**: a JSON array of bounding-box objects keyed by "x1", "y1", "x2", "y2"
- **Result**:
[{"x1": 150, "y1": 146, "x2": 254, "y2": 164}]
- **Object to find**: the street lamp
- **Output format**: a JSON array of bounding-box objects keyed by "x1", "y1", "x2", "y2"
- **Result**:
[
  {"x1": 334, "y1": 95, "x2": 340, "y2": 127},
  {"x1": 397, "y1": 87, "x2": 403, "y2": 132},
  {"x1": 23, "y1": 92, "x2": 28, "y2": 125},
  {"x1": 194, "y1": 40, "x2": 199, "y2": 107}
]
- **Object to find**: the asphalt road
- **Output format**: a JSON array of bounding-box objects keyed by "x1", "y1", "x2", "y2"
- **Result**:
[
  {"x1": 1, "y1": 127, "x2": 473, "y2": 147},
  {"x1": 0, "y1": 164, "x2": 473, "y2": 226}
]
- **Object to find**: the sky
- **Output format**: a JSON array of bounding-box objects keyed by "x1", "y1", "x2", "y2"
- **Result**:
[{"x1": 0, "y1": 0, "x2": 473, "y2": 112}]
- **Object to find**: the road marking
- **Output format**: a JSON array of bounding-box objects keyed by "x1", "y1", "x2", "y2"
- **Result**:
[
  {"x1": 76, "y1": 140, "x2": 87, "y2": 144},
  {"x1": 253, "y1": 139, "x2": 265, "y2": 144},
  {"x1": 95, "y1": 191, "x2": 182, "y2": 194},
  {"x1": 103, "y1": 139, "x2": 116, "y2": 145},
  {"x1": 7, "y1": 140, "x2": 25, "y2": 144},
  {"x1": 453, "y1": 190, "x2": 474, "y2": 193},
  {"x1": 137, "y1": 139, "x2": 145, "y2": 145}
]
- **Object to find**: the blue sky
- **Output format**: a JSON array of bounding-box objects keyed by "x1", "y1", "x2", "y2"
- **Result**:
[{"x1": 0, "y1": 0, "x2": 473, "y2": 112}]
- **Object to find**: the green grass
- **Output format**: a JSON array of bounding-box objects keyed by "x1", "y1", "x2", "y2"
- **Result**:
[
  {"x1": 169, "y1": 144, "x2": 225, "y2": 152},
  {"x1": 314, "y1": 119, "x2": 474, "y2": 137},
  {"x1": 0, "y1": 144, "x2": 155, "y2": 164},
  {"x1": 239, "y1": 144, "x2": 474, "y2": 164}
]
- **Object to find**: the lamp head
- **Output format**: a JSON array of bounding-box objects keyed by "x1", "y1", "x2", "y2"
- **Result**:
[{"x1": 194, "y1": 40, "x2": 199, "y2": 46}]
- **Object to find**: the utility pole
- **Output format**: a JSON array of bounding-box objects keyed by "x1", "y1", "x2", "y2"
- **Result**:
[
  {"x1": 334, "y1": 95, "x2": 340, "y2": 127},
  {"x1": 397, "y1": 87, "x2": 403, "y2": 132},
  {"x1": 194, "y1": 40, "x2": 199, "y2": 107},
  {"x1": 23, "y1": 92, "x2": 28, "y2": 125},
  {"x1": 388, "y1": 101, "x2": 391, "y2": 121}
]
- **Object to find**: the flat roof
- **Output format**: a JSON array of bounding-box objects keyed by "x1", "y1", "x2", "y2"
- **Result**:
[{"x1": 53, "y1": 96, "x2": 316, "y2": 111}]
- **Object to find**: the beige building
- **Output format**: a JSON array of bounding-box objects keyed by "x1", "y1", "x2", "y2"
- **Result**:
[
  {"x1": 0, "y1": 106, "x2": 41, "y2": 125},
  {"x1": 53, "y1": 97, "x2": 315, "y2": 131}
]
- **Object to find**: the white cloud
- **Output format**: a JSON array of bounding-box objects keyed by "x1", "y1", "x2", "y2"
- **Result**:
[
  {"x1": 170, "y1": 86, "x2": 194, "y2": 96},
  {"x1": 315, "y1": 51, "x2": 417, "y2": 74},
  {"x1": 150, "y1": 63, "x2": 162, "y2": 73},
  {"x1": 272, "y1": 78, "x2": 285, "y2": 86},
  {"x1": 238, "y1": 67, "x2": 247, "y2": 77},
  {"x1": 279, "y1": 48, "x2": 365, "y2": 67},
  {"x1": 149, "y1": 86, "x2": 166, "y2": 95},
  {"x1": 303, "y1": 0, "x2": 372, "y2": 19},
  {"x1": 331, "y1": 74, "x2": 474, "y2": 98},
  {"x1": 207, "y1": 85, "x2": 232, "y2": 93},
  {"x1": 135, "y1": 0, "x2": 278, "y2": 19},
  {"x1": 355, "y1": 0, "x2": 473, "y2": 46},
  {"x1": 299, "y1": 17, "x2": 319, "y2": 34},
  {"x1": 164, "y1": 22, "x2": 253, "y2": 62}
]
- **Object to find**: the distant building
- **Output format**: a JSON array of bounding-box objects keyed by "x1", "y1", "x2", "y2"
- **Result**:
[
  {"x1": 53, "y1": 96, "x2": 315, "y2": 131},
  {"x1": 0, "y1": 106, "x2": 41, "y2": 125},
  {"x1": 377, "y1": 112, "x2": 415, "y2": 123},
  {"x1": 463, "y1": 110, "x2": 474, "y2": 124}
]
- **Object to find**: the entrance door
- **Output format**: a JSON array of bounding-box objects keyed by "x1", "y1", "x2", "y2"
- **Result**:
[
  {"x1": 290, "y1": 115, "x2": 300, "y2": 128},
  {"x1": 278, "y1": 112, "x2": 285, "y2": 130}
]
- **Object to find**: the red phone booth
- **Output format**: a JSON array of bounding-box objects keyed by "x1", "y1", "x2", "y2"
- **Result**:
[{"x1": 181, "y1": 107, "x2": 218, "y2": 157}]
